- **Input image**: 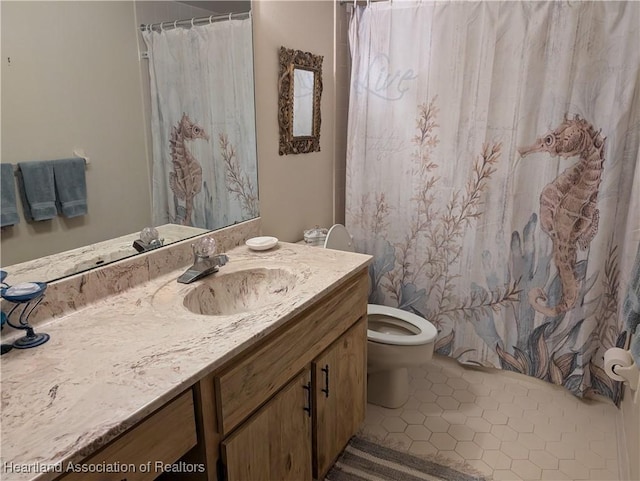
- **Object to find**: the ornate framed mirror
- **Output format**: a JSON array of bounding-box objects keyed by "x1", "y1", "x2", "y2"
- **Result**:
[{"x1": 278, "y1": 46, "x2": 323, "y2": 155}]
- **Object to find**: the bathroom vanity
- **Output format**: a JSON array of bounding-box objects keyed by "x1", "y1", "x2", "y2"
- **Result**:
[{"x1": 0, "y1": 227, "x2": 371, "y2": 481}]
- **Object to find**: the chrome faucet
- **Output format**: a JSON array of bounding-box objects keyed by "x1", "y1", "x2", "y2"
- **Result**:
[
  {"x1": 177, "y1": 238, "x2": 228, "y2": 284},
  {"x1": 133, "y1": 227, "x2": 164, "y2": 253}
]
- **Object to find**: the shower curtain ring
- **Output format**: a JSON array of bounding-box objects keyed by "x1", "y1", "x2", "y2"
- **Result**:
[
  {"x1": 191, "y1": 17, "x2": 195, "y2": 27},
  {"x1": 173, "y1": 20, "x2": 178, "y2": 29},
  {"x1": 209, "y1": 15, "x2": 213, "y2": 24},
  {"x1": 229, "y1": 13, "x2": 233, "y2": 21},
  {"x1": 160, "y1": 22, "x2": 164, "y2": 31}
]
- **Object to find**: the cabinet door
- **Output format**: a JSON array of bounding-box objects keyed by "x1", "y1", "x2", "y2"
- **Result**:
[
  {"x1": 313, "y1": 317, "x2": 367, "y2": 479},
  {"x1": 222, "y1": 369, "x2": 313, "y2": 481}
]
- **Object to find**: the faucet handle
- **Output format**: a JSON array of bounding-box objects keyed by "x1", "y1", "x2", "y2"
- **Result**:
[{"x1": 193, "y1": 237, "x2": 217, "y2": 258}]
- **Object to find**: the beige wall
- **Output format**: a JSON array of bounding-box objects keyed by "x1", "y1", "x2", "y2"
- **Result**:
[
  {"x1": 621, "y1": 386, "x2": 640, "y2": 480},
  {"x1": 1, "y1": 1, "x2": 151, "y2": 266},
  {"x1": 252, "y1": 0, "x2": 336, "y2": 242}
]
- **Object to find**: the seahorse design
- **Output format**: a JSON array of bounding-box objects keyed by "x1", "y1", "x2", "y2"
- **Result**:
[
  {"x1": 169, "y1": 113, "x2": 209, "y2": 225},
  {"x1": 518, "y1": 114, "x2": 605, "y2": 316}
]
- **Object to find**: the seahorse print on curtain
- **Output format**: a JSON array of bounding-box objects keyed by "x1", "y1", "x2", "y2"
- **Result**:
[
  {"x1": 519, "y1": 115, "x2": 605, "y2": 317},
  {"x1": 169, "y1": 113, "x2": 209, "y2": 226}
]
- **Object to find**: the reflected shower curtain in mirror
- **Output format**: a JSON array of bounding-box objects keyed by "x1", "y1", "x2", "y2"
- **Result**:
[
  {"x1": 346, "y1": 1, "x2": 640, "y2": 404},
  {"x1": 143, "y1": 18, "x2": 258, "y2": 230}
]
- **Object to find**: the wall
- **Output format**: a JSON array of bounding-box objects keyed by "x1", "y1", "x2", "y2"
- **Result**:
[
  {"x1": 620, "y1": 386, "x2": 640, "y2": 479},
  {"x1": 1, "y1": 1, "x2": 151, "y2": 266},
  {"x1": 252, "y1": 0, "x2": 336, "y2": 242},
  {"x1": 334, "y1": 3, "x2": 351, "y2": 225}
]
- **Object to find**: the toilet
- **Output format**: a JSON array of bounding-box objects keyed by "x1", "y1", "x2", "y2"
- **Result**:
[{"x1": 323, "y1": 224, "x2": 438, "y2": 408}]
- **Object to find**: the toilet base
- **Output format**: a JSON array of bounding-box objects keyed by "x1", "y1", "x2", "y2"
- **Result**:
[{"x1": 367, "y1": 367, "x2": 410, "y2": 408}]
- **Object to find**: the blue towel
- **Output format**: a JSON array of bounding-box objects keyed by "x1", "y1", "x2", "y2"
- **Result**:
[
  {"x1": 1, "y1": 164, "x2": 19, "y2": 227},
  {"x1": 17, "y1": 160, "x2": 57, "y2": 221},
  {"x1": 623, "y1": 241, "x2": 640, "y2": 366},
  {"x1": 53, "y1": 158, "x2": 87, "y2": 218}
]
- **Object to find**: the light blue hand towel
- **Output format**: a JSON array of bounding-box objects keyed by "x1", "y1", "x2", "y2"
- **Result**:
[
  {"x1": 53, "y1": 158, "x2": 87, "y2": 218},
  {"x1": 1, "y1": 163, "x2": 19, "y2": 227},
  {"x1": 17, "y1": 160, "x2": 57, "y2": 221}
]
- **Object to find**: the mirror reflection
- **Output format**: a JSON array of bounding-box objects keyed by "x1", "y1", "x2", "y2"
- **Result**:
[
  {"x1": 293, "y1": 68, "x2": 315, "y2": 137},
  {"x1": 0, "y1": 0, "x2": 256, "y2": 283},
  {"x1": 277, "y1": 46, "x2": 323, "y2": 156}
]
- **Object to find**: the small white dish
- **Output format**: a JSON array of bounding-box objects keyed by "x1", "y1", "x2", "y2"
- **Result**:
[{"x1": 246, "y1": 236, "x2": 279, "y2": 251}]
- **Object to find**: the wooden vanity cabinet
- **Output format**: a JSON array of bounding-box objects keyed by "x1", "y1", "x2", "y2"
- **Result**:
[
  {"x1": 215, "y1": 268, "x2": 368, "y2": 481},
  {"x1": 221, "y1": 369, "x2": 313, "y2": 481},
  {"x1": 312, "y1": 318, "x2": 367, "y2": 479},
  {"x1": 58, "y1": 390, "x2": 198, "y2": 481}
]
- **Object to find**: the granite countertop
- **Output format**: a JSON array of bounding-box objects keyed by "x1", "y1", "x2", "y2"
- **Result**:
[
  {"x1": 4, "y1": 224, "x2": 209, "y2": 286},
  {"x1": 0, "y1": 242, "x2": 371, "y2": 481}
]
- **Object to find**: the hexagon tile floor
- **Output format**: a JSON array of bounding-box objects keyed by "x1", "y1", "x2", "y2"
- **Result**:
[{"x1": 361, "y1": 355, "x2": 623, "y2": 480}]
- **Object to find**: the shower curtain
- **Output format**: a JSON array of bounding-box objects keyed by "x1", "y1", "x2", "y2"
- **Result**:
[
  {"x1": 346, "y1": 1, "x2": 640, "y2": 404},
  {"x1": 143, "y1": 18, "x2": 258, "y2": 230}
]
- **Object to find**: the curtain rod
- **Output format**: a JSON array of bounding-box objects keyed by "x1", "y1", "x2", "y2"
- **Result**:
[{"x1": 140, "y1": 11, "x2": 250, "y2": 32}]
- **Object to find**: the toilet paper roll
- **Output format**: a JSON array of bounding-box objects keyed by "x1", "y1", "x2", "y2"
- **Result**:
[{"x1": 604, "y1": 347, "x2": 635, "y2": 382}]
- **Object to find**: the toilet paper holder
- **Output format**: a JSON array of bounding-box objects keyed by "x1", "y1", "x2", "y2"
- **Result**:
[{"x1": 604, "y1": 347, "x2": 639, "y2": 391}]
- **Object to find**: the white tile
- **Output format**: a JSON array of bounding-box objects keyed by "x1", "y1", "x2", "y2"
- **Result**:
[
  {"x1": 483, "y1": 410, "x2": 509, "y2": 425},
  {"x1": 431, "y1": 383, "x2": 454, "y2": 396},
  {"x1": 528, "y1": 450, "x2": 559, "y2": 470},
  {"x1": 492, "y1": 469, "x2": 520, "y2": 480},
  {"x1": 446, "y1": 377, "x2": 470, "y2": 390},
  {"x1": 441, "y1": 410, "x2": 467, "y2": 425},
  {"x1": 400, "y1": 409, "x2": 426, "y2": 425},
  {"x1": 482, "y1": 449, "x2": 513, "y2": 469},
  {"x1": 511, "y1": 459, "x2": 542, "y2": 480},
  {"x1": 408, "y1": 440, "x2": 438, "y2": 456},
  {"x1": 405, "y1": 424, "x2": 431, "y2": 441},
  {"x1": 540, "y1": 469, "x2": 571, "y2": 480},
  {"x1": 455, "y1": 440, "x2": 483, "y2": 459},
  {"x1": 500, "y1": 440, "x2": 530, "y2": 460},
  {"x1": 458, "y1": 402, "x2": 483, "y2": 417},
  {"x1": 453, "y1": 389, "x2": 476, "y2": 403},
  {"x1": 465, "y1": 416, "x2": 492, "y2": 433},
  {"x1": 448, "y1": 424, "x2": 475, "y2": 441},
  {"x1": 419, "y1": 402, "x2": 443, "y2": 416},
  {"x1": 435, "y1": 396, "x2": 460, "y2": 410},
  {"x1": 517, "y1": 432, "x2": 545, "y2": 450},
  {"x1": 507, "y1": 416, "x2": 534, "y2": 433},
  {"x1": 558, "y1": 459, "x2": 591, "y2": 480},
  {"x1": 465, "y1": 459, "x2": 494, "y2": 477},
  {"x1": 473, "y1": 432, "x2": 501, "y2": 450},
  {"x1": 424, "y1": 416, "x2": 450, "y2": 433},
  {"x1": 358, "y1": 356, "x2": 623, "y2": 480},
  {"x1": 384, "y1": 432, "x2": 413, "y2": 450},
  {"x1": 381, "y1": 416, "x2": 407, "y2": 433},
  {"x1": 429, "y1": 432, "x2": 457, "y2": 451}
]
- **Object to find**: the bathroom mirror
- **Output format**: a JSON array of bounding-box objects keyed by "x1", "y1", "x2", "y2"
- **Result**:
[
  {"x1": 278, "y1": 46, "x2": 323, "y2": 155},
  {"x1": 0, "y1": 0, "x2": 255, "y2": 283}
]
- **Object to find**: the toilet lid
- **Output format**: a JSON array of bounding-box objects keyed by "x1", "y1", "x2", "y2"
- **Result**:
[
  {"x1": 324, "y1": 224, "x2": 355, "y2": 252},
  {"x1": 367, "y1": 304, "x2": 438, "y2": 346}
]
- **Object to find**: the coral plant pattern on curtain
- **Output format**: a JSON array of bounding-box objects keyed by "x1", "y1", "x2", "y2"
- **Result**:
[
  {"x1": 346, "y1": 1, "x2": 640, "y2": 404},
  {"x1": 143, "y1": 17, "x2": 258, "y2": 230}
]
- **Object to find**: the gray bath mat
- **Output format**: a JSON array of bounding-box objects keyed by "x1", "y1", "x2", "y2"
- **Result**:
[{"x1": 325, "y1": 436, "x2": 489, "y2": 481}]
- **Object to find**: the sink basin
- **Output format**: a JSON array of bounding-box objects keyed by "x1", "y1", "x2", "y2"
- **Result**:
[{"x1": 183, "y1": 268, "x2": 298, "y2": 316}]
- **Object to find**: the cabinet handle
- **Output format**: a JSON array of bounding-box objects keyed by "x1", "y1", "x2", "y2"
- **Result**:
[
  {"x1": 303, "y1": 381, "x2": 312, "y2": 417},
  {"x1": 321, "y1": 364, "x2": 330, "y2": 398}
]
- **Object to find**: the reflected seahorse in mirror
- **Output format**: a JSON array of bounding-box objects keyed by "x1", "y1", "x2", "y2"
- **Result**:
[
  {"x1": 169, "y1": 113, "x2": 209, "y2": 225},
  {"x1": 519, "y1": 114, "x2": 606, "y2": 316}
]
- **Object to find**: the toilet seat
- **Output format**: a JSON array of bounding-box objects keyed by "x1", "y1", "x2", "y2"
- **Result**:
[
  {"x1": 323, "y1": 224, "x2": 438, "y2": 347},
  {"x1": 367, "y1": 304, "x2": 437, "y2": 346}
]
